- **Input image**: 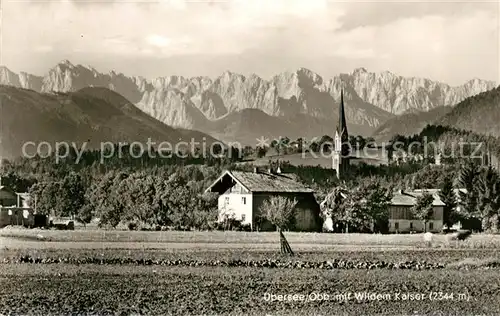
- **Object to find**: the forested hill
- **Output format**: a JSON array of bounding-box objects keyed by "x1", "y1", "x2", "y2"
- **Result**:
[
  {"x1": 373, "y1": 86, "x2": 500, "y2": 142},
  {"x1": 372, "y1": 106, "x2": 453, "y2": 141},
  {"x1": 437, "y1": 86, "x2": 500, "y2": 137},
  {"x1": 0, "y1": 86, "x2": 218, "y2": 158}
]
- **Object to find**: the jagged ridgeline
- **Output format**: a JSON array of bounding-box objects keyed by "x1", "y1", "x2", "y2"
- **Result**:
[{"x1": 0, "y1": 62, "x2": 495, "y2": 145}]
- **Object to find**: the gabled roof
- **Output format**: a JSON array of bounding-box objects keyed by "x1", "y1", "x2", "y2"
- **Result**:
[
  {"x1": 205, "y1": 170, "x2": 314, "y2": 194},
  {"x1": 391, "y1": 190, "x2": 445, "y2": 207},
  {"x1": 0, "y1": 185, "x2": 15, "y2": 194}
]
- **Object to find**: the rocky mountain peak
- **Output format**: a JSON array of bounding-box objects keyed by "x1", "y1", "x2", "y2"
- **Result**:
[
  {"x1": 353, "y1": 67, "x2": 368, "y2": 74},
  {"x1": 57, "y1": 59, "x2": 75, "y2": 69},
  {"x1": 1, "y1": 60, "x2": 496, "y2": 141},
  {"x1": 0, "y1": 66, "x2": 20, "y2": 86},
  {"x1": 295, "y1": 67, "x2": 323, "y2": 87}
]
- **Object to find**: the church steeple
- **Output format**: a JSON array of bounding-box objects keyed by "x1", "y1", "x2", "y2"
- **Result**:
[
  {"x1": 332, "y1": 88, "x2": 350, "y2": 178},
  {"x1": 337, "y1": 89, "x2": 348, "y2": 137}
]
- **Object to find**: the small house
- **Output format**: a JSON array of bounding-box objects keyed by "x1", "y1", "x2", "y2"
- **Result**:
[
  {"x1": 389, "y1": 189, "x2": 445, "y2": 233},
  {"x1": 205, "y1": 168, "x2": 322, "y2": 232}
]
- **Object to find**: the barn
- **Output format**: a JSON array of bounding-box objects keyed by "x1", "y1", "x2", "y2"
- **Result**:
[{"x1": 205, "y1": 168, "x2": 322, "y2": 232}]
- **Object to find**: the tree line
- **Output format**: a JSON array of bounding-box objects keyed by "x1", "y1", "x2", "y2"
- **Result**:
[
  {"x1": 320, "y1": 161, "x2": 500, "y2": 233},
  {"x1": 2, "y1": 132, "x2": 499, "y2": 232}
]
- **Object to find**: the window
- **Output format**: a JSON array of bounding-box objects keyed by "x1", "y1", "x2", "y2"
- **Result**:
[
  {"x1": 242, "y1": 197, "x2": 246, "y2": 205},
  {"x1": 429, "y1": 222, "x2": 434, "y2": 230},
  {"x1": 394, "y1": 222, "x2": 399, "y2": 230},
  {"x1": 409, "y1": 222, "x2": 413, "y2": 230},
  {"x1": 241, "y1": 214, "x2": 246, "y2": 221}
]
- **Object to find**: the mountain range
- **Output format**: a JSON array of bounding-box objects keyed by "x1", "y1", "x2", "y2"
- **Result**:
[
  {"x1": 0, "y1": 61, "x2": 497, "y2": 146},
  {"x1": 0, "y1": 86, "x2": 217, "y2": 158}
]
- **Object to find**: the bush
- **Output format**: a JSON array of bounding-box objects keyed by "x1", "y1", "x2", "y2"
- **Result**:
[
  {"x1": 240, "y1": 223, "x2": 252, "y2": 232},
  {"x1": 216, "y1": 218, "x2": 243, "y2": 231},
  {"x1": 127, "y1": 222, "x2": 138, "y2": 231}
]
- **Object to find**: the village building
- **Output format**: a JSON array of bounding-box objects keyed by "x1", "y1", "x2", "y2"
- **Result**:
[
  {"x1": 0, "y1": 178, "x2": 36, "y2": 228},
  {"x1": 411, "y1": 188, "x2": 476, "y2": 231},
  {"x1": 389, "y1": 189, "x2": 445, "y2": 233},
  {"x1": 205, "y1": 168, "x2": 322, "y2": 232}
]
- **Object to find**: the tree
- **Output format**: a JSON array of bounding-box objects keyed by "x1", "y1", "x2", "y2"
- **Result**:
[
  {"x1": 29, "y1": 180, "x2": 61, "y2": 215},
  {"x1": 27, "y1": 172, "x2": 86, "y2": 220},
  {"x1": 192, "y1": 192, "x2": 219, "y2": 230},
  {"x1": 324, "y1": 179, "x2": 392, "y2": 233},
  {"x1": 60, "y1": 172, "x2": 86, "y2": 217},
  {"x1": 119, "y1": 173, "x2": 157, "y2": 228},
  {"x1": 353, "y1": 178, "x2": 393, "y2": 233},
  {"x1": 76, "y1": 204, "x2": 93, "y2": 228},
  {"x1": 319, "y1": 135, "x2": 334, "y2": 152},
  {"x1": 256, "y1": 146, "x2": 268, "y2": 158},
  {"x1": 259, "y1": 196, "x2": 297, "y2": 231},
  {"x1": 365, "y1": 137, "x2": 376, "y2": 148},
  {"x1": 87, "y1": 171, "x2": 128, "y2": 228},
  {"x1": 259, "y1": 195, "x2": 297, "y2": 255},
  {"x1": 439, "y1": 175, "x2": 458, "y2": 229},
  {"x1": 242, "y1": 146, "x2": 254, "y2": 158},
  {"x1": 412, "y1": 191, "x2": 434, "y2": 232},
  {"x1": 320, "y1": 186, "x2": 348, "y2": 232},
  {"x1": 219, "y1": 204, "x2": 238, "y2": 230},
  {"x1": 477, "y1": 167, "x2": 500, "y2": 232},
  {"x1": 457, "y1": 162, "x2": 480, "y2": 222},
  {"x1": 355, "y1": 135, "x2": 367, "y2": 150}
]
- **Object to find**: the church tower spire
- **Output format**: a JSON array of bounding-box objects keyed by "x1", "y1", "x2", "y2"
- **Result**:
[
  {"x1": 337, "y1": 89, "x2": 348, "y2": 137},
  {"x1": 332, "y1": 88, "x2": 350, "y2": 178}
]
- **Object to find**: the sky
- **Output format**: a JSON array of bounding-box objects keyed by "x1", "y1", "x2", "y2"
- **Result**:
[{"x1": 1, "y1": 0, "x2": 499, "y2": 86}]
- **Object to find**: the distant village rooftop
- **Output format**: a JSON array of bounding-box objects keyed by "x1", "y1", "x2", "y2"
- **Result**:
[{"x1": 391, "y1": 189, "x2": 446, "y2": 207}]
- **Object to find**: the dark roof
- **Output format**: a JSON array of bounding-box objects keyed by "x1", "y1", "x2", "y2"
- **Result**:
[
  {"x1": 206, "y1": 170, "x2": 314, "y2": 193},
  {"x1": 0, "y1": 186, "x2": 15, "y2": 194},
  {"x1": 391, "y1": 190, "x2": 445, "y2": 207}
]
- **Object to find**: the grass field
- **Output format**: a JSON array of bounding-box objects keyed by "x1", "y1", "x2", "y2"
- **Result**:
[
  {"x1": 2, "y1": 228, "x2": 500, "y2": 248},
  {"x1": 1, "y1": 229, "x2": 500, "y2": 315}
]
